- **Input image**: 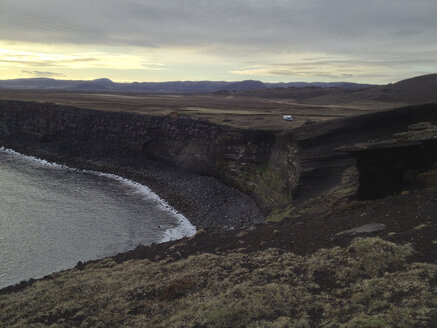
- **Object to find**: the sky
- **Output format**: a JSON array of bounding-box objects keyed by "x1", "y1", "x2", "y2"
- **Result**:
[{"x1": 0, "y1": 0, "x2": 436, "y2": 84}]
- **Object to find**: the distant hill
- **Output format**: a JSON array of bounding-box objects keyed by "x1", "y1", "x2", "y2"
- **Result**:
[
  {"x1": 265, "y1": 81, "x2": 374, "y2": 89},
  {"x1": 234, "y1": 74, "x2": 437, "y2": 106},
  {"x1": 356, "y1": 74, "x2": 437, "y2": 103},
  {"x1": 225, "y1": 80, "x2": 267, "y2": 91},
  {"x1": 0, "y1": 78, "x2": 78, "y2": 90},
  {"x1": 0, "y1": 77, "x2": 373, "y2": 93}
]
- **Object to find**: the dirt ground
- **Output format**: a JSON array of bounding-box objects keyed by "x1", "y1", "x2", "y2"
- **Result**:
[{"x1": 108, "y1": 184, "x2": 437, "y2": 267}]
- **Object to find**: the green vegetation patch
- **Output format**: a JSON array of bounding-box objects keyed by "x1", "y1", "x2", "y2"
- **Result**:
[
  {"x1": 266, "y1": 205, "x2": 294, "y2": 222},
  {"x1": 1, "y1": 238, "x2": 436, "y2": 327}
]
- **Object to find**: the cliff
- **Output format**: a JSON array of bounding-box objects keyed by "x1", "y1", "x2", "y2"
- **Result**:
[
  {"x1": 0, "y1": 100, "x2": 277, "y2": 229},
  {"x1": 1, "y1": 100, "x2": 437, "y2": 226}
]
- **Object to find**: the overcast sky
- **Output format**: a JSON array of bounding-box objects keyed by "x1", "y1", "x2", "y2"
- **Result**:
[{"x1": 0, "y1": 0, "x2": 436, "y2": 83}]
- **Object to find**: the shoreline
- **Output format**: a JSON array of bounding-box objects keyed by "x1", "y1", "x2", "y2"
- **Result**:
[
  {"x1": 0, "y1": 137, "x2": 263, "y2": 291},
  {"x1": 0, "y1": 146, "x2": 198, "y2": 289},
  {"x1": 0, "y1": 146, "x2": 196, "y2": 243},
  {"x1": 0, "y1": 138, "x2": 266, "y2": 232}
]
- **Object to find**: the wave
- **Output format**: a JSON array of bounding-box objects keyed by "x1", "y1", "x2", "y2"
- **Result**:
[{"x1": 0, "y1": 146, "x2": 196, "y2": 243}]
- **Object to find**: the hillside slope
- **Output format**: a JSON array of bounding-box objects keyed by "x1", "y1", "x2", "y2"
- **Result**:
[
  {"x1": 358, "y1": 73, "x2": 437, "y2": 103},
  {"x1": 235, "y1": 74, "x2": 437, "y2": 108},
  {"x1": 1, "y1": 184, "x2": 436, "y2": 327}
]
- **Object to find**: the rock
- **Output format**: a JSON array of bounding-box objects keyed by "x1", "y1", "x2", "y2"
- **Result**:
[
  {"x1": 75, "y1": 261, "x2": 85, "y2": 271},
  {"x1": 336, "y1": 223, "x2": 386, "y2": 236},
  {"x1": 235, "y1": 231, "x2": 247, "y2": 238},
  {"x1": 417, "y1": 167, "x2": 437, "y2": 186},
  {"x1": 413, "y1": 224, "x2": 427, "y2": 231},
  {"x1": 403, "y1": 170, "x2": 417, "y2": 184},
  {"x1": 189, "y1": 229, "x2": 206, "y2": 239}
]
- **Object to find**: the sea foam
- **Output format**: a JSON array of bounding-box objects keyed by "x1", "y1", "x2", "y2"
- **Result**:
[{"x1": 0, "y1": 146, "x2": 196, "y2": 243}]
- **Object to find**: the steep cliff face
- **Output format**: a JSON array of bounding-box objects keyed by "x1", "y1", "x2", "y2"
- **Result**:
[
  {"x1": 2, "y1": 100, "x2": 437, "y2": 226},
  {"x1": 342, "y1": 121, "x2": 437, "y2": 199},
  {"x1": 260, "y1": 102, "x2": 437, "y2": 221},
  {"x1": 0, "y1": 100, "x2": 289, "y2": 218},
  {"x1": 287, "y1": 103, "x2": 437, "y2": 217}
]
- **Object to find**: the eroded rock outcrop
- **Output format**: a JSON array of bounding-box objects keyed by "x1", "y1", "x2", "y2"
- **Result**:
[{"x1": 342, "y1": 121, "x2": 437, "y2": 199}]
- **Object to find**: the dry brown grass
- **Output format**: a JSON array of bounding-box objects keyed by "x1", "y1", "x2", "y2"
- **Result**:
[
  {"x1": 0, "y1": 90, "x2": 382, "y2": 131},
  {"x1": 1, "y1": 237, "x2": 436, "y2": 327}
]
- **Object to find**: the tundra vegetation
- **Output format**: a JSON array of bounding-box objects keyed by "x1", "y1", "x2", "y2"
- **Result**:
[{"x1": 1, "y1": 237, "x2": 436, "y2": 327}]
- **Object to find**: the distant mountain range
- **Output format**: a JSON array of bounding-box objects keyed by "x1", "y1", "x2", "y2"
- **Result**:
[
  {"x1": 1, "y1": 75, "x2": 435, "y2": 105},
  {"x1": 0, "y1": 77, "x2": 374, "y2": 93}
]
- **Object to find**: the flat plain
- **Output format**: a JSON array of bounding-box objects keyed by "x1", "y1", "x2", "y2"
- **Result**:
[{"x1": 0, "y1": 89, "x2": 402, "y2": 131}]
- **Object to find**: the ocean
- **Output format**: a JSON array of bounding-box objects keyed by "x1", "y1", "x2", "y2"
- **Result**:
[{"x1": 0, "y1": 147, "x2": 195, "y2": 289}]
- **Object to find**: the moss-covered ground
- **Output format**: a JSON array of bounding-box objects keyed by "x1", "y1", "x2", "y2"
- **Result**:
[
  {"x1": 1, "y1": 236, "x2": 436, "y2": 328},
  {"x1": 1, "y1": 166, "x2": 437, "y2": 327}
]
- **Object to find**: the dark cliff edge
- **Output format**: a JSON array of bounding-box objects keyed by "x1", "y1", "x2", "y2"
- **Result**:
[
  {"x1": 0, "y1": 100, "x2": 277, "y2": 230},
  {"x1": 1, "y1": 100, "x2": 437, "y2": 227},
  {"x1": 293, "y1": 102, "x2": 437, "y2": 199},
  {"x1": 266, "y1": 102, "x2": 437, "y2": 221}
]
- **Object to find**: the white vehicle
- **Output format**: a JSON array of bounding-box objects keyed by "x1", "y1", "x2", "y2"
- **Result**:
[{"x1": 283, "y1": 115, "x2": 293, "y2": 121}]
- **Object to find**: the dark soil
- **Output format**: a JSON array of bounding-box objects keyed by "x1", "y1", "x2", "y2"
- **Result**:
[{"x1": 111, "y1": 185, "x2": 437, "y2": 265}]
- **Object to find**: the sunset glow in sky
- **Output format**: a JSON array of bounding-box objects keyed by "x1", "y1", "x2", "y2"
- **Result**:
[{"x1": 0, "y1": 0, "x2": 436, "y2": 83}]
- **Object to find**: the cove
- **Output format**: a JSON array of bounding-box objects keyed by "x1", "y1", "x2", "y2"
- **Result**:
[{"x1": 0, "y1": 147, "x2": 195, "y2": 289}]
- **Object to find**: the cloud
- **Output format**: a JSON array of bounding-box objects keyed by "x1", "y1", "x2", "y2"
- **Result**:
[
  {"x1": 0, "y1": 0, "x2": 436, "y2": 53},
  {"x1": 0, "y1": 1, "x2": 436, "y2": 83},
  {"x1": 229, "y1": 51, "x2": 437, "y2": 81},
  {"x1": 21, "y1": 70, "x2": 65, "y2": 78},
  {"x1": 0, "y1": 59, "x2": 56, "y2": 66},
  {"x1": 0, "y1": 47, "x2": 167, "y2": 71}
]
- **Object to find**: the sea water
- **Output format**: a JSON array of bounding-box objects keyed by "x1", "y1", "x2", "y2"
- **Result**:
[{"x1": 0, "y1": 147, "x2": 195, "y2": 289}]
